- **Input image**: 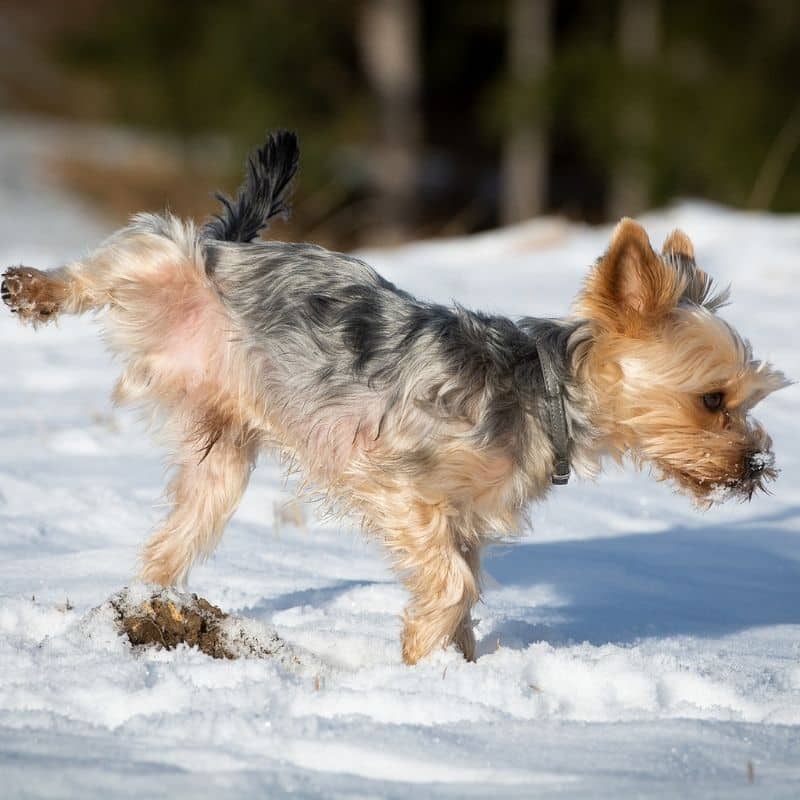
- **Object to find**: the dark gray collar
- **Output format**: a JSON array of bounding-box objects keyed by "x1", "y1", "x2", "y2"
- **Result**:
[{"x1": 535, "y1": 341, "x2": 571, "y2": 485}]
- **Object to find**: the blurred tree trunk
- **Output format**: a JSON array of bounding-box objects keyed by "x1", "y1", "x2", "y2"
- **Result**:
[
  {"x1": 608, "y1": 0, "x2": 660, "y2": 219},
  {"x1": 359, "y1": 0, "x2": 421, "y2": 243},
  {"x1": 501, "y1": 0, "x2": 552, "y2": 225}
]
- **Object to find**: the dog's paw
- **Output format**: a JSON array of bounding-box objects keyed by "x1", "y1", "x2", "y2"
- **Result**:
[{"x1": 1, "y1": 267, "x2": 62, "y2": 323}]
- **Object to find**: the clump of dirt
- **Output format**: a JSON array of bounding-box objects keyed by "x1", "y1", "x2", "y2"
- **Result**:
[{"x1": 107, "y1": 587, "x2": 285, "y2": 660}]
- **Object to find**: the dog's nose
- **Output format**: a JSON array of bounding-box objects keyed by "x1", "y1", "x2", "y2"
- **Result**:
[{"x1": 745, "y1": 451, "x2": 772, "y2": 478}]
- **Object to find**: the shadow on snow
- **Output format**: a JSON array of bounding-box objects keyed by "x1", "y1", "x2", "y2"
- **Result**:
[{"x1": 479, "y1": 505, "x2": 800, "y2": 652}]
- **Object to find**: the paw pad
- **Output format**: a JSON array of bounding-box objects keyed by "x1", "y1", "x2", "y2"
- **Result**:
[{"x1": 1, "y1": 267, "x2": 61, "y2": 322}]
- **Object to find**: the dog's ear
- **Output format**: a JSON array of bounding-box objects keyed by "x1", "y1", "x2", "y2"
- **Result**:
[
  {"x1": 585, "y1": 219, "x2": 680, "y2": 329},
  {"x1": 662, "y1": 229, "x2": 695, "y2": 262},
  {"x1": 661, "y1": 228, "x2": 730, "y2": 311}
]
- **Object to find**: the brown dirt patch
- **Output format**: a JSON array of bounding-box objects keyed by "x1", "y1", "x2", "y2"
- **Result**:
[{"x1": 108, "y1": 588, "x2": 285, "y2": 660}]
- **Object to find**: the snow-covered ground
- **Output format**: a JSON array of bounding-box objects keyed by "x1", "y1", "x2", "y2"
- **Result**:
[{"x1": 1, "y1": 118, "x2": 798, "y2": 798}]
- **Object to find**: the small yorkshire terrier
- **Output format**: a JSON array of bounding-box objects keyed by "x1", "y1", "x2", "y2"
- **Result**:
[{"x1": 2, "y1": 132, "x2": 788, "y2": 664}]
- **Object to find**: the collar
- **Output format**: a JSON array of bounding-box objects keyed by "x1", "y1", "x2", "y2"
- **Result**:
[{"x1": 535, "y1": 340, "x2": 571, "y2": 485}]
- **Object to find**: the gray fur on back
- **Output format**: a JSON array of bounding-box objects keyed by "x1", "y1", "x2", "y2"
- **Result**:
[{"x1": 207, "y1": 239, "x2": 592, "y2": 482}]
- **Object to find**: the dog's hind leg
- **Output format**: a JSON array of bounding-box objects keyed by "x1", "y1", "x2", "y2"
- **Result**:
[
  {"x1": 1, "y1": 215, "x2": 256, "y2": 587},
  {"x1": 139, "y1": 424, "x2": 257, "y2": 587},
  {"x1": 2, "y1": 216, "x2": 202, "y2": 324},
  {"x1": 1, "y1": 265, "x2": 75, "y2": 324}
]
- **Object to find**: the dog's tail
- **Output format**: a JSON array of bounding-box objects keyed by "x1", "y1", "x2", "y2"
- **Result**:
[{"x1": 204, "y1": 130, "x2": 299, "y2": 244}]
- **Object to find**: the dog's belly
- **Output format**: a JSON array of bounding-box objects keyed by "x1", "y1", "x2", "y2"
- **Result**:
[{"x1": 250, "y1": 349, "x2": 524, "y2": 529}]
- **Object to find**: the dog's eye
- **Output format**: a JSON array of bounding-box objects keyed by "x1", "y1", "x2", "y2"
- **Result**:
[{"x1": 702, "y1": 392, "x2": 724, "y2": 412}]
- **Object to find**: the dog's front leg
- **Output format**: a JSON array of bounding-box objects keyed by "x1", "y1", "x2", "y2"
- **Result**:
[
  {"x1": 389, "y1": 508, "x2": 481, "y2": 665},
  {"x1": 451, "y1": 543, "x2": 481, "y2": 660}
]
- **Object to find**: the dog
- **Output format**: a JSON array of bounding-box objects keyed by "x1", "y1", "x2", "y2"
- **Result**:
[{"x1": 2, "y1": 131, "x2": 788, "y2": 665}]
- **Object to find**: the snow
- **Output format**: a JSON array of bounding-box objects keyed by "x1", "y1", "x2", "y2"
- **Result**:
[{"x1": 1, "y1": 119, "x2": 799, "y2": 798}]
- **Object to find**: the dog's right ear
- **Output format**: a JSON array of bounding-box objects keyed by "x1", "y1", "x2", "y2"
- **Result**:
[
  {"x1": 581, "y1": 218, "x2": 682, "y2": 332},
  {"x1": 662, "y1": 229, "x2": 695, "y2": 262},
  {"x1": 661, "y1": 228, "x2": 729, "y2": 311}
]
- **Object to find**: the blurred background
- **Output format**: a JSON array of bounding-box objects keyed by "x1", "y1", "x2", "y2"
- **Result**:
[{"x1": 0, "y1": 0, "x2": 798, "y2": 249}]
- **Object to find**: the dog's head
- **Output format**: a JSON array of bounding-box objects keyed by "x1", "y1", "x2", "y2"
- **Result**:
[{"x1": 576, "y1": 219, "x2": 789, "y2": 506}]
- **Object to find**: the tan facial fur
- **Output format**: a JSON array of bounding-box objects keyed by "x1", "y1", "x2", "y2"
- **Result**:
[{"x1": 577, "y1": 219, "x2": 789, "y2": 505}]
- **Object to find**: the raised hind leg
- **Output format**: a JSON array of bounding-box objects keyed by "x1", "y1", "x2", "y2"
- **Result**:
[
  {"x1": 3, "y1": 219, "x2": 255, "y2": 586},
  {"x1": 2, "y1": 218, "x2": 201, "y2": 323},
  {"x1": 139, "y1": 425, "x2": 257, "y2": 587}
]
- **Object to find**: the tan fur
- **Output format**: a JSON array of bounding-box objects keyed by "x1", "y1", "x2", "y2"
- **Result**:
[
  {"x1": 139, "y1": 434, "x2": 257, "y2": 586},
  {"x1": 663, "y1": 228, "x2": 695, "y2": 259},
  {"x1": 4, "y1": 216, "x2": 787, "y2": 664},
  {"x1": 575, "y1": 219, "x2": 787, "y2": 505}
]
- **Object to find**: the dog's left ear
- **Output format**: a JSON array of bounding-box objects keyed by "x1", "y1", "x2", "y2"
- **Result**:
[{"x1": 585, "y1": 218, "x2": 680, "y2": 329}]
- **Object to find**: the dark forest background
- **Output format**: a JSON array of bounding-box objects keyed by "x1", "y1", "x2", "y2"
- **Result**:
[{"x1": 1, "y1": 0, "x2": 798, "y2": 248}]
